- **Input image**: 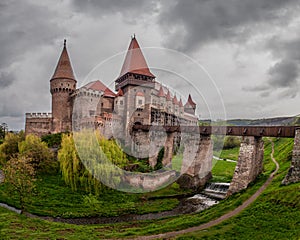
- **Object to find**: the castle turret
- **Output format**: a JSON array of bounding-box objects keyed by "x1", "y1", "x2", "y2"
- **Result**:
[
  {"x1": 50, "y1": 40, "x2": 77, "y2": 133},
  {"x1": 184, "y1": 94, "x2": 196, "y2": 115},
  {"x1": 115, "y1": 35, "x2": 155, "y2": 90}
]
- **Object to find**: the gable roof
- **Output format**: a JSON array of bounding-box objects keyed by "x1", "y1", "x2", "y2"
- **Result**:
[{"x1": 83, "y1": 80, "x2": 116, "y2": 97}]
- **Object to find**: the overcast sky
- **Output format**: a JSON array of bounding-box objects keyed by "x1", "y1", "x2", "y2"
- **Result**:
[{"x1": 1, "y1": 0, "x2": 300, "y2": 130}]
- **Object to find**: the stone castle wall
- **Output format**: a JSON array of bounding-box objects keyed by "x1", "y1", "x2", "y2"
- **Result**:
[
  {"x1": 25, "y1": 113, "x2": 52, "y2": 137},
  {"x1": 282, "y1": 128, "x2": 300, "y2": 185}
]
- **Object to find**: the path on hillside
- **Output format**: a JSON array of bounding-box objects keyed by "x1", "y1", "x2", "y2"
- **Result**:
[{"x1": 135, "y1": 140, "x2": 279, "y2": 240}]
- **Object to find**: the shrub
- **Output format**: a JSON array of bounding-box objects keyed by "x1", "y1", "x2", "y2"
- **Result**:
[
  {"x1": 3, "y1": 154, "x2": 36, "y2": 212},
  {"x1": 18, "y1": 134, "x2": 56, "y2": 174}
]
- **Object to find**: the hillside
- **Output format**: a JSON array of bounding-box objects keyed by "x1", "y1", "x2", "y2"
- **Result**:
[{"x1": 0, "y1": 137, "x2": 299, "y2": 239}]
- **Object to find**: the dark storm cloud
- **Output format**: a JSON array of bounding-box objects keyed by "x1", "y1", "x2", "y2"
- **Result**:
[
  {"x1": 267, "y1": 60, "x2": 298, "y2": 88},
  {"x1": 71, "y1": 0, "x2": 158, "y2": 19},
  {"x1": 0, "y1": 72, "x2": 15, "y2": 88},
  {"x1": 0, "y1": 0, "x2": 64, "y2": 88},
  {"x1": 0, "y1": 0, "x2": 66, "y2": 120},
  {"x1": 244, "y1": 37, "x2": 300, "y2": 97},
  {"x1": 158, "y1": 0, "x2": 299, "y2": 51}
]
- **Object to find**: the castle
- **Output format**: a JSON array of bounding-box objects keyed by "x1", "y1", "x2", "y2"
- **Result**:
[{"x1": 25, "y1": 36, "x2": 198, "y2": 139}]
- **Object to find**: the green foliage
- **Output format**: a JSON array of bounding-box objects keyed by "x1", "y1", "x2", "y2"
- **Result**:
[
  {"x1": 0, "y1": 123, "x2": 8, "y2": 140},
  {"x1": 58, "y1": 132, "x2": 129, "y2": 195},
  {"x1": 154, "y1": 147, "x2": 164, "y2": 170},
  {"x1": 213, "y1": 136, "x2": 240, "y2": 151},
  {"x1": 0, "y1": 172, "x2": 180, "y2": 218},
  {"x1": 58, "y1": 134, "x2": 82, "y2": 192},
  {"x1": 3, "y1": 155, "x2": 36, "y2": 212},
  {"x1": 0, "y1": 137, "x2": 299, "y2": 239},
  {"x1": 41, "y1": 133, "x2": 62, "y2": 148},
  {"x1": 18, "y1": 134, "x2": 56, "y2": 174},
  {"x1": 0, "y1": 132, "x2": 24, "y2": 164},
  {"x1": 223, "y1": 136, "x2": 240, "y2": 149}
]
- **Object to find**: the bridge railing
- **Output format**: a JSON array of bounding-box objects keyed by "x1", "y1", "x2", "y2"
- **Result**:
[{"x1": 132, "y1": 125, "x2": 297, "y2": 138}]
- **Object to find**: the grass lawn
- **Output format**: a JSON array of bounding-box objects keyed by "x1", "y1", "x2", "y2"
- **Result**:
[
  {"x1": 0, "y1": 138, "x2": 299, "y2": 239},
  {"x1": 211, "y1": 160, "x2": 236, "y2": 183},
  {"x1": 0, "y1": 173, "x2": 189, "y2": 218},
  {"x1": 214, "y1": 146, "x2": 240, "y2": 161}
]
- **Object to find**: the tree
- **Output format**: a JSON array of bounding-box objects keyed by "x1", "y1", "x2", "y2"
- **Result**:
[
  {"x1": 0, "y1": 132, "x2": 24, "y2": 164},
  {"x1": 0, "y1": 123, "x2": 8, "y2": 139},
  {"x1": 3, "y1": 155, "x2": 36, "y2": 212},
  {"x1": 18, "y1": 134, "x2": 56, "y2": 174},
  {"x1": 58, "y1": 132, "x2": 128, "y2": 195},
  {"x1": 223, "y1": 136, "x2": 241, "y2": 149}
]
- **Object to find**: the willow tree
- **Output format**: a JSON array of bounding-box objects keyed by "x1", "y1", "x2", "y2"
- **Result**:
[{"x1": 58, "y1": 132, "x2": 128, "y2": 195}]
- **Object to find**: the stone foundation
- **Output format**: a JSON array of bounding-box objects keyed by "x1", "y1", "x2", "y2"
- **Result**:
[
  {"x1": 227, "y1": 136, "x2": 264, "y2": 195},
  {"x1": 282, "y1": 128, "x2": 300, "y2": 185},
  {"x1": 177, "y1": 133, "x2": 213, "y2": 190}
]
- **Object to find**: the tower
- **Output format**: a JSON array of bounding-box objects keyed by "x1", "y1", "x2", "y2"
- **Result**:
[
  {"x1": 184, "y1": 94, "x2": 196, "y2": 115},
  {"x1": 50, "y1": 40, "x2": 77, "y2": 133},
  {"x1": 115, "y1": 35, "x2": 156, "y2": 128}
]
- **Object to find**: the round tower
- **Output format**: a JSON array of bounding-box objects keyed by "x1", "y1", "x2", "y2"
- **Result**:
[{"x1": 50, "y1": 40, "x2": 77, "y2": 133}]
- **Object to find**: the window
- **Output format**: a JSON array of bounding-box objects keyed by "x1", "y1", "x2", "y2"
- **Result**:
[
  {"x1": 120, "y1": 100, "x2": 123, "y2": 105},
  {"x1": 138, "y1": 100, "x2": 143, "y2": 105}
]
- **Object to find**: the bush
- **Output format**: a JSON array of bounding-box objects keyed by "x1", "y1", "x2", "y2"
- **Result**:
[
  {"x1": 41, "y1": 133, "x2": 62, "y2": 148},
  {"x1": 0, "y1": 132, "x2": 24, "y2": 163},
  {"x1": 3, "y1": 154, "x2": 36, "y2": 212},
  {"x1": 223, "y1": 136, "x2": 241, "y2": 149},
  {"x1": 18, "y1": 134, "x2": 56, "y2": 174}
]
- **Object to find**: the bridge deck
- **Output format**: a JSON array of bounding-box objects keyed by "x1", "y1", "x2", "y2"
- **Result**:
[{"x1": 132, "y1": 125, "x2": 298, "y2": 138}]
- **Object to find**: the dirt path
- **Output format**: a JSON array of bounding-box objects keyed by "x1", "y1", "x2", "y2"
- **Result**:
[{"x1": 135, "y1": 140, "x2": 279, "y2": 240}]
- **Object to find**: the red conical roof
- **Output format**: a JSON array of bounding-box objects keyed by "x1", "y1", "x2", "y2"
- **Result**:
[
  {"x1": 119, "y1": 36, "x2": 155, "y2": 78},
  {"x1": 179, "y1": 98, "x2": 183, "y2": 107},
  {"x1": 173, "y1": 95, "x2": 179, "y2": 105},
  {"x1": 187, "y1": 94, "x2": 196, "y2": 106},
  {"x1": 166, "y1": 90, "x2": 172, "y2": 101},
  {"x1": 157, "y1": 85, "x2": 165, "y2": 97},
  {"x1": 51, "y1": 40, "x2": 76, "y2": 81}
]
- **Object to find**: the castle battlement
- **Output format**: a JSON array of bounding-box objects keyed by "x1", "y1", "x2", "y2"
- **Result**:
[
  {"x1": 73, "y1": 87, "x2": 103, "y2": 98},
  {"x1": 26, "y1": 112, "x2": 52, "y2": 118}
]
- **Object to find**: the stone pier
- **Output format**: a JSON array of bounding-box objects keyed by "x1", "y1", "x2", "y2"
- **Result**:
[
  {"x1": 228, "y1": 136, "x2": 264, "y2": 195},
  {"x1": 162, "y1": 132, "x2": 175, "y2": 166},
  {"x1": 177, "y1": 133, "x2": 213, "y2": 190},
  {"x1": 282, "y1": 128, "x2": 300, "y2": 185}
]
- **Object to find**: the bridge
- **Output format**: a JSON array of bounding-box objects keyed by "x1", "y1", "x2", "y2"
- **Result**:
[
  {"x1": 133, "y1": 125, "x2": 296, "y2": 138},
  {"x1": 131, "y1": 124, "x2": 300, "y2": 195}
]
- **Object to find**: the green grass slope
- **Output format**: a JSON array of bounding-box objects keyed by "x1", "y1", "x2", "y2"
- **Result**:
[
  {"x1": 178, "y1": 138, "x2": 300, "y2": 239},
  {"x1": 0, "y1": 138, "x2": 299, "y2": 239}
]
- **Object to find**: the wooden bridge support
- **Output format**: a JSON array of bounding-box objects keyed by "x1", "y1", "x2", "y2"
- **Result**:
[
  {"x1": 227, "y1": 136, "x2": 264, "y2": 195},
  {"x1": 177, "y1": 133, "x2": 213, "y2": 190},
  {"x1": 282, "y1": 128, "x2": 300, "y2": 185}
]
